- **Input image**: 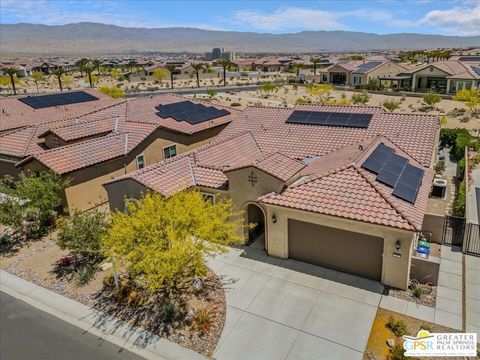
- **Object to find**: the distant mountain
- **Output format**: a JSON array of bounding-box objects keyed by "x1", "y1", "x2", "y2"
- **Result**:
[{"x1": 1, "y1": 22, "x2": 479, "y2": 55}]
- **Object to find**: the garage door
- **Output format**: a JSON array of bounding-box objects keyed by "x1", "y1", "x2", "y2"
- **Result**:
[{"x1": 288, "y1": 219, "x2": 383, "y2": 281}]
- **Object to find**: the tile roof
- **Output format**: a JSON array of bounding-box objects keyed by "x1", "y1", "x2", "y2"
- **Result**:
[
  {"x1": 217, "y1": 104, "x2": 438, "y2": 167},
  {"x1": 109, "y1": 105, "x2": 438, "y2": 232},
  {"x1": 0, "y1": 89, "x2": 122, "y2": 132},
  {"x1": 408, "y1": 61, "x2": 480, "y2": 80},
  {"x1": 2, "y1": 93, "x2": 236, "y2": 173},
  {"x1": 261, "y1": 136, "x2": 434, "y2": 231},
  {"x1": 224, "y1": 152, "x2": 305, "y2": 182},
  {"x1": 18, "y1": 122, "x2": 157, "y2": 175}
]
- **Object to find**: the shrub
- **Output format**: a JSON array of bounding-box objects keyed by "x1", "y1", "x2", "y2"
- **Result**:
[
  {"x1": 387, "y1": 316, "x2": 407, "y2": 337},
  {"x1": 194, "y1": 307, "x2": 213, "y2": 334},
  {"x1": 57, "y1": 209, "x2": 109, "y2": 262},
  {"x1": 98, "y1": 85, "x2": 125, "y2": 98},
  {"x1": 230, "y1": 102, "x2": 241, "y2": 107},
  {"x1": 434, "y1": 161, "x2": 445, "y2": 175},
  {"x1": 207, "y1": 89, "x2": 217, "y2": 98},
  {"x1": 423, "y1": 91, "x2": 442, "y2": 108},
  {"x1": 73, "y1": 264, "x2": 95, "y2": 286},
  {"x1": 0, "y1": 172, "x2": 69, "y2": 239},
  {"x1": 419, "y1": 323, "x2": 433, "y2": 332},
  {"x1": 410, "y1": 283, "x2": 424, "y2": 298},
  {"x1": 295, "y1": 98, "x2": 311, "y2": 105},
  {"x1": 383, "y1": 99, "x2": 401, "y2": 112},
  {"x1": 453, "y1": 179, "x2": 466, "y2": 216},
  {"x1": 390, "y1": 344, "x2": 409, "y2": 360},
  {"x1": 351, "y1": 91, "x2": 370, "y2": 105},
  {"x1": 162, "y1": 301, "x2": 179, "y2": 323}
]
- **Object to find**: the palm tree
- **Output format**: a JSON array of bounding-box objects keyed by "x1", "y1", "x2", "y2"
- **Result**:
[
  {"x1": 92, "y1": 59, "x2": 102, "y2": 75},
  {"x1": 292, "y1": 62, "x2": 304, "y2": 76},
  {"x1": 191, "y1": 62, "x2": 204, "y2": 88},
  {"x1": 84, "y1": 62, "x2": 94, "y2": 88},
  {"x1": 216, "y1": 58, "x2": 231, "y2": 86},
  {"x1": 165, "y1": 64, "x2": 177, "y2": 89},
  {"x1": 1, "y1": 66, "x2": 19, "y2": 95},
  {"x1": 51, "y1": 67, "x2": 66, "y2": 91},
  {"x1": 310, "y1": 57, "x2": 321, "y2": 76},
  {"x1": 75, "y1": 58, "x2": 89, "y2": 77}
]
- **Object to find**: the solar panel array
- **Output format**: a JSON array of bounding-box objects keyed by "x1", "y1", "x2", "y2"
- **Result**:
[
  {"x1": 361, "y1": 143, "x2": 425, "y2": 204},
  {"x1": 19, "y1": 91, "x2": 99, "y2": 109},
  {"x1": 286, "y1": 111, "x2": 372, "y2": 128},
  {"x1": 471, "y1": 66, "x2": 480, "y2": 76},
  {"x1": 156, "y1": 101, "x2": 230, "y2": 125},
  {"x1": 355, "y1": 61, "x2": 383, "y2": 73}
]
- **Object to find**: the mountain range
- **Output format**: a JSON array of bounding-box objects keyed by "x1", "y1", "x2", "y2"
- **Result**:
[{"x1": 1, "y1": 22, "x2": 480, "y2": 55}]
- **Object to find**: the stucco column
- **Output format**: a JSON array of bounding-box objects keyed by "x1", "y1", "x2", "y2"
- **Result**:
[{"x1": 411, "y1": 74, "x2": 417, "y2": 91}]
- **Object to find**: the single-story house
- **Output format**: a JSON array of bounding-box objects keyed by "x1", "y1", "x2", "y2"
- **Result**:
[
  {"x1": 323, "y1": 60, "x2": 408, "y2": 86},
  {"x1": 0, "y1": 90, "x2": 237, "y2": 211},
  {"x1": 104, "y1": 104, "x2": 439, "y2": 290},
  {"x1": 379, "y1": 60, "x2": 480, "y2": 94}
]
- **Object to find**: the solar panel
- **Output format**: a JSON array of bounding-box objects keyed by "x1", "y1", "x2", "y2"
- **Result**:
[
  {"x1": 392, "y1": 183, "x2": 418, "y2": 204},
  {"x1": 286, "y1": 111, "x2": 373, "y2": 128},
  {"x1": 362, "y1": 143, "x2": 425, "y2": 204},
  {"x1": 19, "y1": 91, "x2": 99, "y2": 109},
  {"x1": 156, "y1": 100, "x2": 231, "y2": 124},
  {"x1": 355, "y1": 61, "x2": 383, "y2": 73}
]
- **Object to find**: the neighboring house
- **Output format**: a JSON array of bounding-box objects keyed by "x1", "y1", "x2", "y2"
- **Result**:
[
  {"x1": 0, "y1": 89, "x2": 237, "y2": 211},
  {"x1": 104, "y1": 104, "x2": 439, "y2": 291},
  {"x1": 406, "y1": 60, "x2": 480, "y2": 94},
  {"x1": 324, "y1": 60, "x2": 408, "y2": 86}
]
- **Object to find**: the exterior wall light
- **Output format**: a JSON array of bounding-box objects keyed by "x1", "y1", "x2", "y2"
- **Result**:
[
  {"x1": 395, "y1": 239, "x2": 401, "y2": 251},
  {"x1": 272, "y1": 214, "x2": 277, "y2": 224}
]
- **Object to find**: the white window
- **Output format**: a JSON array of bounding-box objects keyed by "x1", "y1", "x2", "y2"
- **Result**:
[
  {"x1": 353, "y1": 75, "x2": 362, "y2": 85},
  {"x1": 136, "y1": 154, "x2": 146, "y2": 169},
  {"x1": 163, "y1": 144, "x2": 177, "y2": 159},
  {"x1": 201, "y1": 192, "x2": 216, "y2": 205}
]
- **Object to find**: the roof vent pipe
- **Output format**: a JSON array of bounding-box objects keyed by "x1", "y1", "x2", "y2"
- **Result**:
[
  {"x1": 114, "y1": 117, "x2": 119, "y2": 132},
  {"x1": 124, "y1": 133, "x2": 128, "y2": 155}
]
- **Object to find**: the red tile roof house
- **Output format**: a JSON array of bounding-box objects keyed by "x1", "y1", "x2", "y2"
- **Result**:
[
  {"x1": 0, "y1": 89, "x2": 238, "y2": 211},
  {"x1": 103, "y1": 104, "x2": 440, "y2": 290}
]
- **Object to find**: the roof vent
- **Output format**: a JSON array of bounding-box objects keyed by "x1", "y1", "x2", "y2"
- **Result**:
[{"x1": 114, "y1": 117, "x2": 119, "y2": 132}]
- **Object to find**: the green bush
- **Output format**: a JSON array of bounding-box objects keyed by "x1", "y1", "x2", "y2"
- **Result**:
[
  {"x1": 390, "y1": 344, "x2": 410, "y2": 360},
  {"x1": 230, "y1": 102, "x2": 241, "y2": 107},
  {"x1": 387, "y1": 316, "x2": 407, "y2": 337},
  {"x1": 434, "y1": 161, "x2": 445, "y2": 175},
  {"x1": 351, "y1": 91, "x2": 370, "y2": 105},
  {"x1": 423, "y1": 91, "x2": 442, "y2": 107},
  {"x1": 295, "y1": 98, "x2": 311, "y2": 105},
  {"x1": 419, "y1": 323, "x2": 433, "y2": 332},
  {"x1": 383, "y1": 99, "x2": 401, "y2": 112},
  {"x1": 453, "y1": 131, "x2": 471, "y2": 160},
  {"x1": 457, "y1": 157, "x2": 466, "y2": 179},
  {"x1": 73, "y1": 264, "x2": 95, "y2": 286},
  {"x1": 57, "y1": 209, "x2": 109, "y2": 262},
  {"x1": 453, "y1": 179, "x2": 466, "y2": 216},
  {"x1": 0, "y1": 172, "x2": 69, "y2": 239}
]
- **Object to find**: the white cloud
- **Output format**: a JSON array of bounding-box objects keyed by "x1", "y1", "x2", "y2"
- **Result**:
[
  {"x1": 230, "y1": 7, "x2": 346, "y2": 32},
  {"x1": 419, "y1": 4, "x2": 480, "y2": 35}
]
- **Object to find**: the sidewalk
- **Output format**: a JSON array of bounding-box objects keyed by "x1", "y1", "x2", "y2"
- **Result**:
[
  {"x1": 0, "y1": 270, "x2": 207, "y2": 360},
  {"x1": 465, "y1": 255, "x2": 480, "y2": 337},
  {"x1": 379, "y1": 246, "x2": 463, "y2": 330}
]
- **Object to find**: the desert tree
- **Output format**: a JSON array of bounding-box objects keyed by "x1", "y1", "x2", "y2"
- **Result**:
[
  {"x1": 307, "y1": 83, "x2": 333, "y2": 104},
  {"x1": 92, "y1": 59, "x2": 102, "y2": 75},
  {"x1": 383, "y1": 98, "x2": 401, "y2": 112},
  {"x1": 216, "y1": 58, "x2": 231, "y2": 86},
  {"x1": 51, "y1": 67, "x2": 66, "y2": 91},
  {"x1": 32, "y1": 71, "x2": 46, "y2": 93},
  {"x1": 309, "y1": 57, "x2": 321, "y2": 76},
  {"x1": 292, "y1": 62, "x2": 304, "y2": 76},
  {"x1": 101, "y1": 191, "x2": 243, "y2": 292},
  {"x1": 152, "y1": 68, "x2": 168, "y2": 85},
  {"x1": 1, "y1": 66, "x2": 19, "y2": 95}
]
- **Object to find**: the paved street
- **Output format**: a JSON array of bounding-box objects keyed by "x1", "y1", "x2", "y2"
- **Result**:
[
  {"x1": 0, "y1": 291, "x2": 144, "y2": 360},
  {"x1": 208, "y1": 242, "x2": 384, "y2": 360}
]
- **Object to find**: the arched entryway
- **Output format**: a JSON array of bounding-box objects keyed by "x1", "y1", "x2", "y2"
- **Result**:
[{"x1": 245, "y1": 202, "x2": 266, "y2": 249}]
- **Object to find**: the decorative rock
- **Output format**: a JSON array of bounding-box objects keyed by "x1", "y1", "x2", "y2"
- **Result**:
[
  {"x1": 185, "y1": 308, "x2": 196, "y2": 325},
  {"x1": 193, "y1": 276, "x2": 203, "y2": 292},
  {"x1": 386, "y1": 339, "x2": 395, "y2": 348},
  {"x1": 100, "y1": 262, "x2": 112, "y2": 271}
]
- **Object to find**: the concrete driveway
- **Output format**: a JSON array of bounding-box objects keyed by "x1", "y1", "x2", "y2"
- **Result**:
[{"x1": 208, "y1": 245, "x2": 384, "y2": 360}]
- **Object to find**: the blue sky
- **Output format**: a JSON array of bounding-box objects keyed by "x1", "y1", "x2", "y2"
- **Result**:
[{"x1": 1, "y1": 0, "x2": 479, "y2": 36}]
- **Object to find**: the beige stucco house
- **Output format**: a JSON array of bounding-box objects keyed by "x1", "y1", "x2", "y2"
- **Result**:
[
  {"x1": 104, "y1": 104, "x2": 439, "y2": 290},
  {"x1": 0, "y1": 90, "x2": 237, "y2": 211}
]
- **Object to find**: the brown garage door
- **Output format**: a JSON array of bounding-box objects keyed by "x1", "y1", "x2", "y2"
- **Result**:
[{"x1": 288, "y1": 219, "x2": 383, "y2": 281}]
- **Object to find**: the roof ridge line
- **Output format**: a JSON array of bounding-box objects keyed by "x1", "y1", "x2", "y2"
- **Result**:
[
  {"x1": 187, "y1": 155, "x2": 197, "y2": 186},
  {"x1": 23, "y1": 125, "x2": 39, "y2": 157},
  {"x1": 354, "y1": 166, "x2": 415, "y2": 230}
]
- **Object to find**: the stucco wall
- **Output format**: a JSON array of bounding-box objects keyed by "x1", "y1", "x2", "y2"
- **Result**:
[
  {"x1": 366, "y1": 62, "x2": 407, "y2": 82},
  {"x1": 410, "y1": 256, "x2": 439, "y2": 285},
  {"x1": 21, "y1": 125, "x2": 226, "y2": 212},
  {"x1": 263, "y1": 203, "x2": 415, "y2": 290},
  {"x1": 0, "y1": 158, "x2": 21, "y2": 178},
  {"x1": 421, "y1": 213, "x2": 445, "y2": 244},
  {"x1": 104, "y1": 178, "x2": 148, "y2": 211}
]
